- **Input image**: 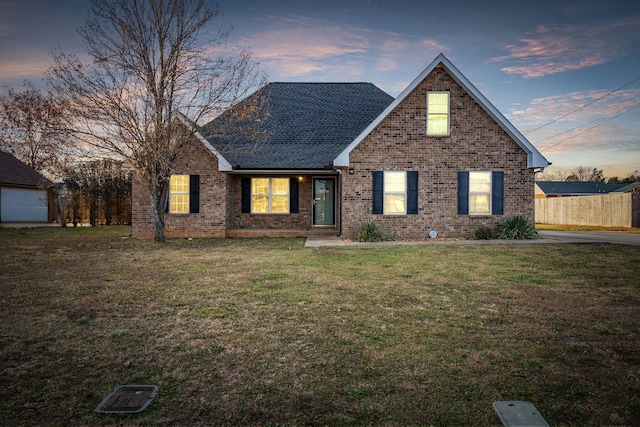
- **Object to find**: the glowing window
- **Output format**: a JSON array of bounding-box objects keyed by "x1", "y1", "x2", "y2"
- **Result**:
[
  {"x1": 427, "y1": 92, "x2": 449, "y2": 136},
  {"x1": 251, "y1": 178, "x2": 289, "y2": 213},
  {"x1": 170, "y1": 175, "x2": 189, "y2": 213},
  {"x1": 384, "y1": 171, "x2": 406, "y2": 214},
  {"x1": 469, "y1": 171, "x2": 491, "y2": 215}
]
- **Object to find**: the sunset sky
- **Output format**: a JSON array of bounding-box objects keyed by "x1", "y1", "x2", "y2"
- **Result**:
[{"x1": 1, "y1": 0, "x2": 639, "y2": 178}]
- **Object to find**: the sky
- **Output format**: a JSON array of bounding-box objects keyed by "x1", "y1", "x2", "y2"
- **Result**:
[{"x1": 1, "y1": 0, "x2": 639, "y2": 178}]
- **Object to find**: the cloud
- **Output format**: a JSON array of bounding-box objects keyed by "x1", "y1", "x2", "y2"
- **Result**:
[
  {"x1": 0, "y1": 55, "x2": 50, "y2": 82},
  {"x1": 510, "y1": 88, "x2": 640, "y2": 125},
  {"x1": 236, "y1": 15, "x2": 445, "y2": 80},
  {"x1": 491, "y1": 17, "x2": 640, "y2": 78},
  {"x1": 509, "y1": 88, "x2": 640, "y2": 155}
]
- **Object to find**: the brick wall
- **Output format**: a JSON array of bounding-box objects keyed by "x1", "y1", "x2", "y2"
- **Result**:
[
  {"x1": 341, "y1": 65, "x2": 535, "y2": 240},
  {"x1": 226, "y1": 175, "x2": 335, "y2": 234},
  {"x1": 131, "y1": 139, "x2": 227, "y2": 238}
]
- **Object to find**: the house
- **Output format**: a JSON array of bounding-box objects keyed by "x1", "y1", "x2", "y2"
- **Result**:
[
  {"x1": 535, "y1": 181, "x2": 627, "y2": 199},
  {"x1": 0, "y1": 151, "x2": 55, "y2": 223},
  {"x1": 132, "y1": 54, "x2": 550, "y2": 240}
]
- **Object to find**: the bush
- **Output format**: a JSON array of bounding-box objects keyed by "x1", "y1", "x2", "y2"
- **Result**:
[
  {"x1": 355, "y1": 221, "x2": 387, "y2": 242},
  {"x1": 498, "y1": 215, "x2": 537, "y2": 240},
  {"x1": 474, "y1": 226, "x2": 495, "y2": 240}
]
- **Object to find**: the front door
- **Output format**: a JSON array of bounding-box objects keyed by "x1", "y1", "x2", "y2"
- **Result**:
[{"x1": 313, "y1": 178, "x2": 335, "y2": 226}]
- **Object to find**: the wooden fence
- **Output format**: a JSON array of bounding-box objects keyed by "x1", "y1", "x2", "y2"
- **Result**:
[{"x1": 535, "y1": 192, "x2": 639, "y2": 228}]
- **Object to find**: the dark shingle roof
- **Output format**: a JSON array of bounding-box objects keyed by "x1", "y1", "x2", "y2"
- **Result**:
[
  {"x1": 202, "y1": 82, "x2": 394, "y2": 170},
  {"x1": 0, "y1": 151, "x2": 51, "y2": 187},
  {"x1": 536, "y1": 181, "x2": 626, "y2": 195}
]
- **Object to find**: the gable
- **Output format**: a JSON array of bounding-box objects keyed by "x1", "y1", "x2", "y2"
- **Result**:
[{"x1": 334, "y1": 54, "x2": 550, "y2": 169}]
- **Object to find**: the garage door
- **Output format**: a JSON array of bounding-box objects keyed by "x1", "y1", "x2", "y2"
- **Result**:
[{"x1": 1, "y1": 187, "x2": 48, "y2": 222}]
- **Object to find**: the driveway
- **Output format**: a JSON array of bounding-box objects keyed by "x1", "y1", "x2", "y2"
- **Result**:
[{"x1": 538, "y1": 230, "x2": 640, "y2": 246}]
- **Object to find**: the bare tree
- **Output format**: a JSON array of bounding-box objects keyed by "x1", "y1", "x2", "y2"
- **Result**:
[
  {"x1": 0, "y1": 81, "x2": 70, "y2": 178},
  {"x1": 48, "y1": 0, "x2": 267, "y2": 241}
]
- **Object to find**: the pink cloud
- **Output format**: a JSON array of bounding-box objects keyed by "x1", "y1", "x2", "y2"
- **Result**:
[
  {"x1": 236, "y1": 16, "x2": 445, "y2": 79},
  {"x1": 491, "y1": 17, "x2": 640, "y2": 78},
  {"x1": 0, "y1": 56, "x2": 49, "y2": 81},
  {"x1": 508, "y1": 88, "x2": 640, "y2": 155}
]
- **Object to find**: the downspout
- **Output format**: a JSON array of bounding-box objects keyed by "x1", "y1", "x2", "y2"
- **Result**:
[{"x1": 336, "y1": 168, "x2": 343, "y2": 237}]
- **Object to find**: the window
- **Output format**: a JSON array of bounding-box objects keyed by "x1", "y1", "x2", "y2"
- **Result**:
[
  {"x1": 427, "y1": 92, "x2": 449, "y2": 136},
  {"x1": 170, "y1": 175, "x2": 190, "y2": 213},
  {"x1": 372, "y1": 171, "x2": 418, "y2": 215},
  {"x1": 469, "y1": 171, "x2": 492, "y2": 214},
  {"x1": 384, "y1": 171, "x2": 407, "y2": 214},
  {"x1": 169, "y1": 175, "x2": 199, "y2": 214},
  {"x1": 458, "y1": 171, "x2": 504, "y2": 215},
  {"x1": 251, "y1": 177, "x2": 289, "y2": 213}
]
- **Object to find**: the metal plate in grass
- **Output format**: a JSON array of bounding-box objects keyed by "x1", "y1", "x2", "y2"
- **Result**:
[
  {"x1": 95, "y1": 385, "x2": 158, "y2": 414},
  {"x1": 493, "y1": 401, "x2": 549, "y2": 427}
]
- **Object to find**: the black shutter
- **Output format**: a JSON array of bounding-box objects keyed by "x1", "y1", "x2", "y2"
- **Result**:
[
  {"x1": 372, "y1": 171, "x2": 383, "y2": 214},
  {"x1": 407, "y1": 171, "x2": 418, "y2": 214},
  {"x1": 241, "y1": 177, "x2": 251, "y2": 213},
  {"x1": 492, "y1": 171, "x2": 504, "y2": 215},
  {"x1": 290, "y1": 178, "x2": 299, "y2": 213},
  {"x1": 458, "y1": 171, "x2": 469, "y2": 215},
  {"x1": 189, "y1": 175, "x2": 200, "y2": 213}
]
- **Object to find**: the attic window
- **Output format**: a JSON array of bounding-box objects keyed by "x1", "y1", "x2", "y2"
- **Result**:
[{"x1": 427, "y1": 92, "x2": 449, "y2": 136}]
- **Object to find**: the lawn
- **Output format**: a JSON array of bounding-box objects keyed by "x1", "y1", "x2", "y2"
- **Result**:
[{"x1": 0, "y1": 226, "x2": 638, "y2": 426}]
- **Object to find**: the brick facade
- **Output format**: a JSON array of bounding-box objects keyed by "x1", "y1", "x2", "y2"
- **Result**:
[
  {"x1": 226, "y1": 174, "x2": 339, "y2": 236},
  {"x1": 132, "y1": 137, "x2": 340, "y2": 238},
  {"x1": 132, "y1": 63, "x2": 538, "y2": 240},
  {"x1": 131, "y1": 139, "x2": 228, "y2": 238},
  {"x1": 340, "y1": 65, "x2": 535, "y2": 240}
]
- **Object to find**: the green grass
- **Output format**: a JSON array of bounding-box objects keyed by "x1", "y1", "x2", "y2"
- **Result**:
[{"x1": 1, "y1": 226, "x2": 639, "y2": 425}]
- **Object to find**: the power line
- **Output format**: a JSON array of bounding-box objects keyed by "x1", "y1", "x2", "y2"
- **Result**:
[
  {"x1": 538, "y1": 101, "x2": 640, "y2": 151},
  {"x1": 524, "y1": 75, "x2": 640, "y2": 135}
]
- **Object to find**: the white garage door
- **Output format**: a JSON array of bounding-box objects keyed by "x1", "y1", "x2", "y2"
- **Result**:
[{"x1": 1, "y1": 187, "x2": 48, "y2": 222}]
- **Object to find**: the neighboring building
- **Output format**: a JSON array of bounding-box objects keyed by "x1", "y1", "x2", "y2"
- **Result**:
[
  {"x1": 132, "y1": 54, "x2": 550, "y2": 240},
  {"x1": 0, "y1": 151, "x2": 54, "y2": 223},
  {"x1": 611, "y1": 182, "x2": 640, "y2": 194},
  {"x1": 535, "y1": 181, "x2": 627, "y2": 199}
]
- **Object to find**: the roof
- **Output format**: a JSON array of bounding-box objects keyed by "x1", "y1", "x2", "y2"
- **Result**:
[
  {"x1": 203, "y1": 82, "x2": 394, "y2": 170},
  {"x1": 611, "y1": 182, "x2": 640, "y2": 193},
  {"x1": 535, "y1": 181, "x2": 627, "y2": 195},
  {"x1": 334, "y1": 53, "x2": 550, "y2": 169},
  {"x1": 0, "y1": 151, "x2": 51, "y2": 187}
]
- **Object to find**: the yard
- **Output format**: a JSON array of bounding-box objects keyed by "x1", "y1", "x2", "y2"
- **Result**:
[{"x1": 0, "y1": 227, "x2": 638, "y2": 426}]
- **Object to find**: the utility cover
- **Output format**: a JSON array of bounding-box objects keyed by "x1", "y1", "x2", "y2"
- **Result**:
[
  {"x1": 95, "y1": 385, "x2": 158, "y2": 414},
  {"x1": 493, "y1": 401, "x2": 549, "y2": 427}
]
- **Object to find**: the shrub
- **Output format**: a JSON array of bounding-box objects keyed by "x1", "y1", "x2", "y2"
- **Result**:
[
  {"x1": 498, "y1": 215, "x2": 537, "y2": 240},
  {"x1": 474, "y1": 226, "x2": 495, "y2": 240},
  {"x1": 355, "y1": 221, "x2": 388, "y2": 242}
]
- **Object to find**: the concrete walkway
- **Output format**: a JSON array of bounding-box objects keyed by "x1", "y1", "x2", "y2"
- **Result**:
[{"x1": 305, "y1": 230, "x2": 640, "y2": 247}]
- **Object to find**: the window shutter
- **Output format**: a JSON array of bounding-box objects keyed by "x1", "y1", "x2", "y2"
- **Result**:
[
  {"x1": 372, "y1": 171, "x2": 383, "y2": 214},
  {"x1": 458, "y1": 171, "x2": 469, "y2": 214},
  {"x1": 189, "y1": 175, "x2": 200, "y2": 213},
  {"x1": 241, "y1": 177, "x2": 251, "y2": 213},
  {"x1": 407, "y1": 171, "x2": 418, "y2": 214},
  {"x1": 290, "y1": 178, "x2": 299, "y2": 213},
  {"x1": 492, "y1": 171, "x2": 504, "y2": 215}
]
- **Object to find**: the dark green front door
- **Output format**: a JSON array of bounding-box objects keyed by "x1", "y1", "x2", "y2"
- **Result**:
[{"x1": 313, "y1": 178, "x2": 335, "y2": 226}]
